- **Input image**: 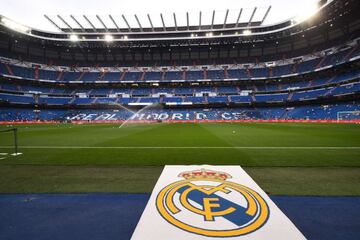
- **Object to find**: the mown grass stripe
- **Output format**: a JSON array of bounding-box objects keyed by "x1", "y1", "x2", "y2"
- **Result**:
[{"x1": 0, "y1": 146, "x2": 360, "y2": 149}]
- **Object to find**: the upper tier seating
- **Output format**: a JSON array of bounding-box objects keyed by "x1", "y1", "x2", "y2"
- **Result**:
[
  {"x1": 1, "y1": 44, "x2": 358, "y2": 83},
  {"x1": 1, "y1": 70, "x2": 359, "y2": 98}
]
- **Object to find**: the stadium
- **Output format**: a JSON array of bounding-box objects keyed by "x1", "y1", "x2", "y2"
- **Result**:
[{"x1": 0, "y1": 0, "x2": 359, "y2": 239}]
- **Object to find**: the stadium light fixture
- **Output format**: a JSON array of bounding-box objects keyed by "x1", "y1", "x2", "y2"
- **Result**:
[
  {"x1": 206, "y1": 32, "x2": 213, "y2": 37},
  {"x1": 123, "y1": 35, "x2": 128, "y2": 40},
  {"x1": 104, "y1": 34, "x2": 114, "y2": 42},
  {"x1": 1, "y1": 17, "x2": 30, "y2": 33},
  {"x1": 294, "y1": 1, "x2": 319, "y2": 23},
  {"x1": 243, "y1": 29, "x2": 252, "y2": 36},
  {"x1": 69, "y1": 34, "x2": 79, "y2": 42}
]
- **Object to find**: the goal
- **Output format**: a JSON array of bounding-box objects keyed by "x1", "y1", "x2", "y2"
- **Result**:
[
  {"x1": 337, "y1": 111, "x2": 360, "y2": 121},
  {"x1": 0, "y1": 128, "x2": 21, "y2": 156}
]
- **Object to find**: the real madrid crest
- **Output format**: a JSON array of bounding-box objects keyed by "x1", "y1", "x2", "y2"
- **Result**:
[{"x1": 156, "y1": 169, "x2": 270, "y2": 237}]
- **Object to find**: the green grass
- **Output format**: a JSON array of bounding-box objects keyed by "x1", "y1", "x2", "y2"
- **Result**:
[{"x1": 0, "y1": 122, "x2": 359, "y2": 195}]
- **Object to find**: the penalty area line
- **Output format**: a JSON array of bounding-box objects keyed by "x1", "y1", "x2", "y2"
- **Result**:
[{"x1": 0, "y1": 146, "x2": 359, "y2": 150}]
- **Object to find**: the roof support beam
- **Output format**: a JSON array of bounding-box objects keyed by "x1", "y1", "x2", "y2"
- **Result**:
[
  {"x1": 134, "y1": 14, "x2": 143, "y2": 31},
  {"x1": 57, "y1": 15, "x2": 73, "y2": 31},
  {"x1": 261, "y1": 6, "x2": 272, "y2": 25},
  {"x1": 83, "y1": 15, "x2": 97, "y2": 32},
  {"x1": 235, "y1": 9, "x2": 243, "y2": 28},
  {"x1": 70, "y1": 15, "x2": 85, "y2": 32},
  {"x1": 147, "y1": 14, "x2": 154, "y2": 31},
  {"x1": 186, "y1": 12, "x2": 189, "y2": 30},
  {"x1": 173, "y1": 13, "x2": 178, "y2": 31},
  {"x1": 160, "y1": 13, "x2": 166, "y2": 31},
  {"x1": 96, "y1": 15, "x2": 108, "y2": 31},
  {"x1": 44, "y1": 15, "x2": 63, "y2": 32},
  {"x1": 211, "y1": 10, "x2": 215, "y2": 29},
  {"x1": 109, "y1": 15, "x2": 120, "y2": 32},
  {"x1": 248, "y1": 7, "x2": 257, "y2": 26},
  {"x1": 223, "y1": 9, "x2": 229, "y2": 28},
  {"x1": 122, "y1": 15, "x2": 132, "y2": 32},
  {"x1": 199, "y1": 11, "x2": 202, "y2": 30}
]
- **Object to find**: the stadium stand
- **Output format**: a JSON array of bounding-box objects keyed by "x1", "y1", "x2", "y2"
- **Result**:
[
  {"x1": 1, "y1": 102, "x2": 359, "y2": 122},
  {"x1": 0, "y1": 0, "x2": 360, "y2": 123}
]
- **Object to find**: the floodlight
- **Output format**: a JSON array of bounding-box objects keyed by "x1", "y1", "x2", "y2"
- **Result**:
[
  {"x1": 69, "y1": 34, "x2": 79, "y2": 42},
  {"x1": 294, "y1": 1, "x2": 319, "y2": 23},
  {"x1": 105, "y1": 34, "x2": 114, "y2": 42},
  {"x1": 243, "y1": 29, "x2": 252, "y2": 36}
]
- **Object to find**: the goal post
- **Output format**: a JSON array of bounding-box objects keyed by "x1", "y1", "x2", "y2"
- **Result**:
[
  {"x1": 337, "y1": 111, "x2": 360, "y2": 121},
  {"x1": 0, "y1": 128, "x2": 22, "y2": 156}
]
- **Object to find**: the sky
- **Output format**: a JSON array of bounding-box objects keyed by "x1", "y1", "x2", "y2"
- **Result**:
[{"x1": 0, "y1": 0, "x2": 320, "y2": 32}]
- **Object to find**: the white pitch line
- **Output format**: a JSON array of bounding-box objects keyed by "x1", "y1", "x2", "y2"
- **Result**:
[
  {"x1": 0, "y1": 153, "x2": 9, "y2": 155},
  {"x1": 0, "y1": 146, "x2": 359, "y2": 150}
]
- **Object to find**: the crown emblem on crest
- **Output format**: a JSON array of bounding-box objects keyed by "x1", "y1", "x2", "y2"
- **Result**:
[{"x1": 178, "y1": 169, "x2": 232, "y2": 180}]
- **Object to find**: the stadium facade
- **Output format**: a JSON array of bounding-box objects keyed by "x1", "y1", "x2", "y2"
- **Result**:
[{"x1": 0, "y1": 0, "x2": 359, "y2": 122}]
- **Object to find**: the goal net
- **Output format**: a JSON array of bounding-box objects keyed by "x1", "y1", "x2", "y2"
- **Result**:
[
  {"x1": 337, "y1": 111, "x2": 360, "y2": 121},
  {"x1": 0, "y1": 128, "x2": 21, "y2": 157}
]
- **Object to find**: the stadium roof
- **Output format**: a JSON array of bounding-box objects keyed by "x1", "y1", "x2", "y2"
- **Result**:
[{"x1": 1, "y1": 0, "x2": 321, "y2": 33}]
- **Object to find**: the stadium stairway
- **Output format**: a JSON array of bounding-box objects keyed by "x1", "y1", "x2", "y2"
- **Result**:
[
  {"x1": 292, "y1": 62, "x2": 298, "y2": 74},
  {"x1": 182, "y1": 70, "x2": 186, "y2": 80},
  {"x1": 120, "y1": 70, "x2": 127, "y2": 81},
  {"x1": 251, "y1": 95, "x2": 256, "y2": 102},
  {"x1": 324, "y1": 86, "x2": 336, "y2": 96},
  {"x1": 325, "y1": 75, "x2": 337, "y2": 85},
  {"x1": 287, "y1": 92, "x2": 294, "y2": 101},
  {"x1": 344, "y1": 45, "x2": 359, "y2": 61},
  {"x1": 140, "y1": 71, "x2": 146, "y2": 81},
  {"x1": 160, "y1": 70, "x2": 165, "y2": 81},
  {"x1": 4, "y1": 63, "x2": 14, "y2": 75},
  {"x1": 246, "y1": 68, "x2": 252, "y2": 78},
  {"x1": 98, "y1": 71, "x2": 107, "y2": 81},
  {"x1": 77, "y1": 72, "x2": 86, "y2": 81},
  {"x1": 224, "y1": 67, "x2": 229, "y2": 79},
  {"x1": 69, "y1": 97, "x2": 76, "y2": 104},
  {"x1": 56, "y1": 71, "x2": 64, "y2": 81},
  {"x1": 269, "y1": 67, "x2": 273, "y2": 78},
  {"x1": 307, "y1": 80, "x2": 314, "y2": 88},
  {"x1": 203, "y1": 68, "x2": 208, "y2": 79},
  {"x1": 34, "y1": 66, "x2": 39, "y2": 80},
  {"x1": 316, "y1": 54, "x2": 328, "y2": 69}
]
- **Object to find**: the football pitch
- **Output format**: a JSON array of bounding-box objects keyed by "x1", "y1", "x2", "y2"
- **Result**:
[{"x1": 0, "y1": 122, "x2": 359, "y2": 195}]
